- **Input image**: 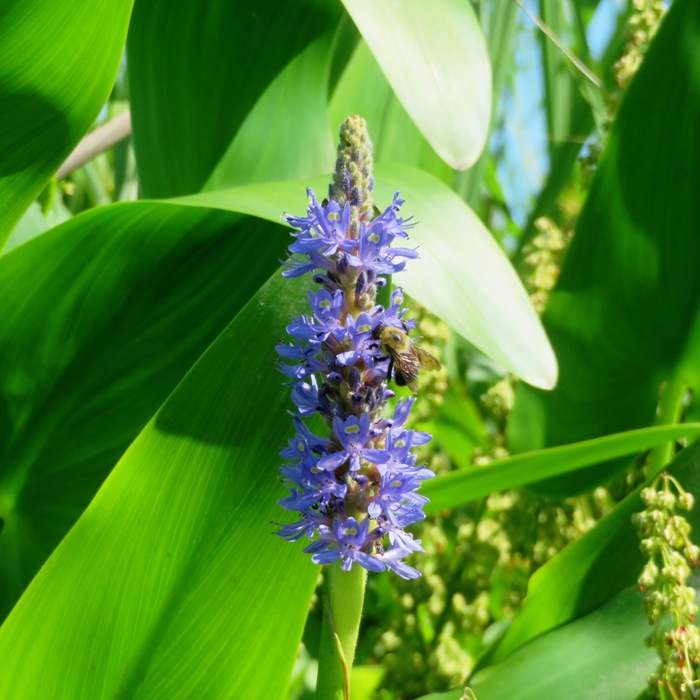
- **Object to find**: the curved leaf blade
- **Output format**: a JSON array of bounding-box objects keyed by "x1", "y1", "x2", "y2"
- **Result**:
[
  {"x1": 205, "y1": 32, "x2": 336, "y2": 190},
  {"x1": 127, "y1": 0, "x2": 341, "y2": 197},
  {"x1": 468, "y1": 587, "x2": 657, "y2": 700},
  {"x1": 0, "y1": 0, "x2": 133, "y2": 248},
  {"x1": 0, "y1": 201, "x2": 286, "y2": 620},
  {"x1": 183, "y1": 164, "x2": 558, "y2": 389},
  {"x1": 0, "y1": 273, "x2": 317, "y2": 699},
  {"x1": 341, "y1": 0, "x2": 492, "y2": 169},
  {"x1": 423, "y1": 424, "x2": 700, "y2": 513},
  {"x1": 380, "y1": 165, "x2": 556, "y2": 389},
  {"x1": 487, "y1": 438, "x2": 700, "y2": 664}
]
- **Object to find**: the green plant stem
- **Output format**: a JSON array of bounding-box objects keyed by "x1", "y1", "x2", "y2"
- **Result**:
[
  {"x1": 648, "y1": 378, "x2": 688, "y2": 477},
  {"x1": 315, "y1": 563, "x2": 367, "y2": 700}
]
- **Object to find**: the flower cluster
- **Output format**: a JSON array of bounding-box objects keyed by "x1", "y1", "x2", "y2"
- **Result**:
[
  {"x1": 275, "y1": 116, "x2": 435, "y2": 579},
  {"x1": 633, "y1": 472, "x2": 700, "y2": 699},
  {"x1": 614, "y1": 0, "x2": 666, "y2": 89}
]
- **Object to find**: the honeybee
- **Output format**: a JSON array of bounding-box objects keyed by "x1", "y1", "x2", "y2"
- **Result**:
[{"x1": 377, "y1": 325, "x2": 441, "y2": 393}]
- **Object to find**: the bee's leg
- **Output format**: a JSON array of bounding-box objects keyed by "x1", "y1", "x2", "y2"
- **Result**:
[{"x1": 386, "y1": 357, "x2": 394, "y2": 383}]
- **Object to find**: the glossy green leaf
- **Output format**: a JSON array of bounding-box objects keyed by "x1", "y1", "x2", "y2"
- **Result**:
[
  {"x1": 421, "y1": 587, "x2": 657, "y2": 700},
  {"x1": 487, "y1": 438, "x2": 700, "y2": 665},
  {"x1": 0, "y1": 200, "x2": 288, "y2": 621},
  {"x1": 0, "y1": 272, "x2": 318, "y2": 699},
  {"x1": 510, "y1": 0, "x2": 700, "y2": 492},
  {"x1": 469, "y1": 587, "x2": 657, "y2": 700},
  {"x1": 127, "y1": 0, "x2": 341, "y2": 197},
  {"x1": 0, "y1": 0, "x2": 133, "y2": 249},
  {"x1": 3, "y1": 197, "x2": 72, "y2": 255},
  {"x1": 179, "y1": 163, "x2": 558, "y2": 389},
  {"x1": 0, "y1": 163, "x2": 553, "y2": 621},
  {"x1": 205, "y1": 32, "x2": 335, "y2": 191},
  {"x1": 381, "y1": 166, "x2": 556, "y2": 389},
  {"x1": 423, "y1": 424, "x2": 700, "y2": 514},
  {"x1": 341, "y1": 0, "x2": 492, "y2": 169},
  {"x1": 328, "y1": 39, "x2": 453, "y2": 184}
]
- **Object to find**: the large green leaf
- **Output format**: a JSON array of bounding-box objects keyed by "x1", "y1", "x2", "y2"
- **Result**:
[
  {"x1": 486, "y1": 437, "x2": 700, "y2": 665},
  {"x1": 328, "y1": 39, "x2": 453, "y2": 184},
  {"x1": 127, "y1": 0, "x2": 341, "y2": 198},
  {"x1": 0, "y1": 271, "x2": 318, "y2": 699},
  {"x1": 0, "y1": 0, "x2": 133, "y2": 249},
  {"x1": 423, "y1": 424, "x2": 700, "y2": 514},
  {"x1": 341, "y1": 0, "x2": 491, "y2": 169},
  {"x1": 205, "y1": 32, "x2": 336, "y2": 191},
  {"x1": 0, "y1": 162, "x2": 553, "y2": 622},
  {"x1": 420, "y1": 589, "x2": 657, "y2": 700},
  {"x1": 469, "y1": 587, "x2": 656, "y2": 700},
  {"x1": 0, "y1": 200, "x2": 288, "y2": 621},
  {"x1": 181, "y1": 163, "x2": 558, "y2": 389},
  {"x1": 509, "y1": 0, "x2": 700, "y2": 493}
]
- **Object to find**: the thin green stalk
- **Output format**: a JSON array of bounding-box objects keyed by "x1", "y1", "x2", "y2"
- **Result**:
[
  {"x1": 315, "y1": 563, "x2": 367, "y2": 700},
  {"x1": 648, "y1": 378, "x2": 688, "y2": 477}
]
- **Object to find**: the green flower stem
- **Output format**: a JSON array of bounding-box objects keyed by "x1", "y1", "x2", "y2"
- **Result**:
[
  {"x1": 315, "y1": 563, "x2": 367, "y2": 700},
  {"x1": 648, "y1": 378, "x2": 688, "y2": 477}
]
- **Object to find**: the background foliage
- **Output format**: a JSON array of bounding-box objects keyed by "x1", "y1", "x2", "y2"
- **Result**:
[{"x1": 0, "y1": 0, "x2": 698, "y2": 698}]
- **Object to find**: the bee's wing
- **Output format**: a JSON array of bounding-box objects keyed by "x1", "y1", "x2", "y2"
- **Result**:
[
  {"x1": 391, "y1": 348, "x2": 422, "y2": 393},
  {"x1": 415, "y1": 345, "x2": 441, "y2": 372}
]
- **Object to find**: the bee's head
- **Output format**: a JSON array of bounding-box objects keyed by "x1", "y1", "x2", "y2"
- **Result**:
[{"x1": 379, "y1": 326, "x2": 406, "y2": 346}]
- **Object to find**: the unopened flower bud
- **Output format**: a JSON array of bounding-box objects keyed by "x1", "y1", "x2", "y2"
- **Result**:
[{"x1": 679, "y1": 491, "x2": 695, "y2": 511}]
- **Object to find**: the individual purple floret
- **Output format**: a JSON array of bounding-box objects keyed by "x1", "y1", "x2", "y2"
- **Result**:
[{"x1": 275, "y1": 116, "x2": 436, "y2": 579}]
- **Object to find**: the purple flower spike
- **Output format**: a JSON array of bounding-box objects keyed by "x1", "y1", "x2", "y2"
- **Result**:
[{"x1": 275, "y1": 116, "x2": 435, "y2": 579}]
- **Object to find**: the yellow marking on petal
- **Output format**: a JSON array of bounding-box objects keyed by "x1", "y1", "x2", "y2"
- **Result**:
[
  {"x1": 357, "y1": 323, "x2": 371, "y2": 333},
  {"x1": 345, "y1": 425, "x2": 360, "y2": 434}
]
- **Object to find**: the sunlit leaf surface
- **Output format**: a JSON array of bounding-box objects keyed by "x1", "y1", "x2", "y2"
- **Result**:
[
  {"x1": 0, "y1": 272, "x2": 317, "y2": 699},
  {"x1": 186, "y1": 164, "x2": 558, "y2": 389},
  {"x1": 0, "y1": 0, "x2": 133, "y2": 248},
  {"x1": 342, "y1": 0, "x2": 491, "y2": 169},
  {"x1": 0, "y1": 200, "x2": 287, "y2": 620}
]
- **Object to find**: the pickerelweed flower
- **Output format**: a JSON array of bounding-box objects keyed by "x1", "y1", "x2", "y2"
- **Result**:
[{"x1": 276, "y1": 116, "x2": 437, "y2": 579}]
